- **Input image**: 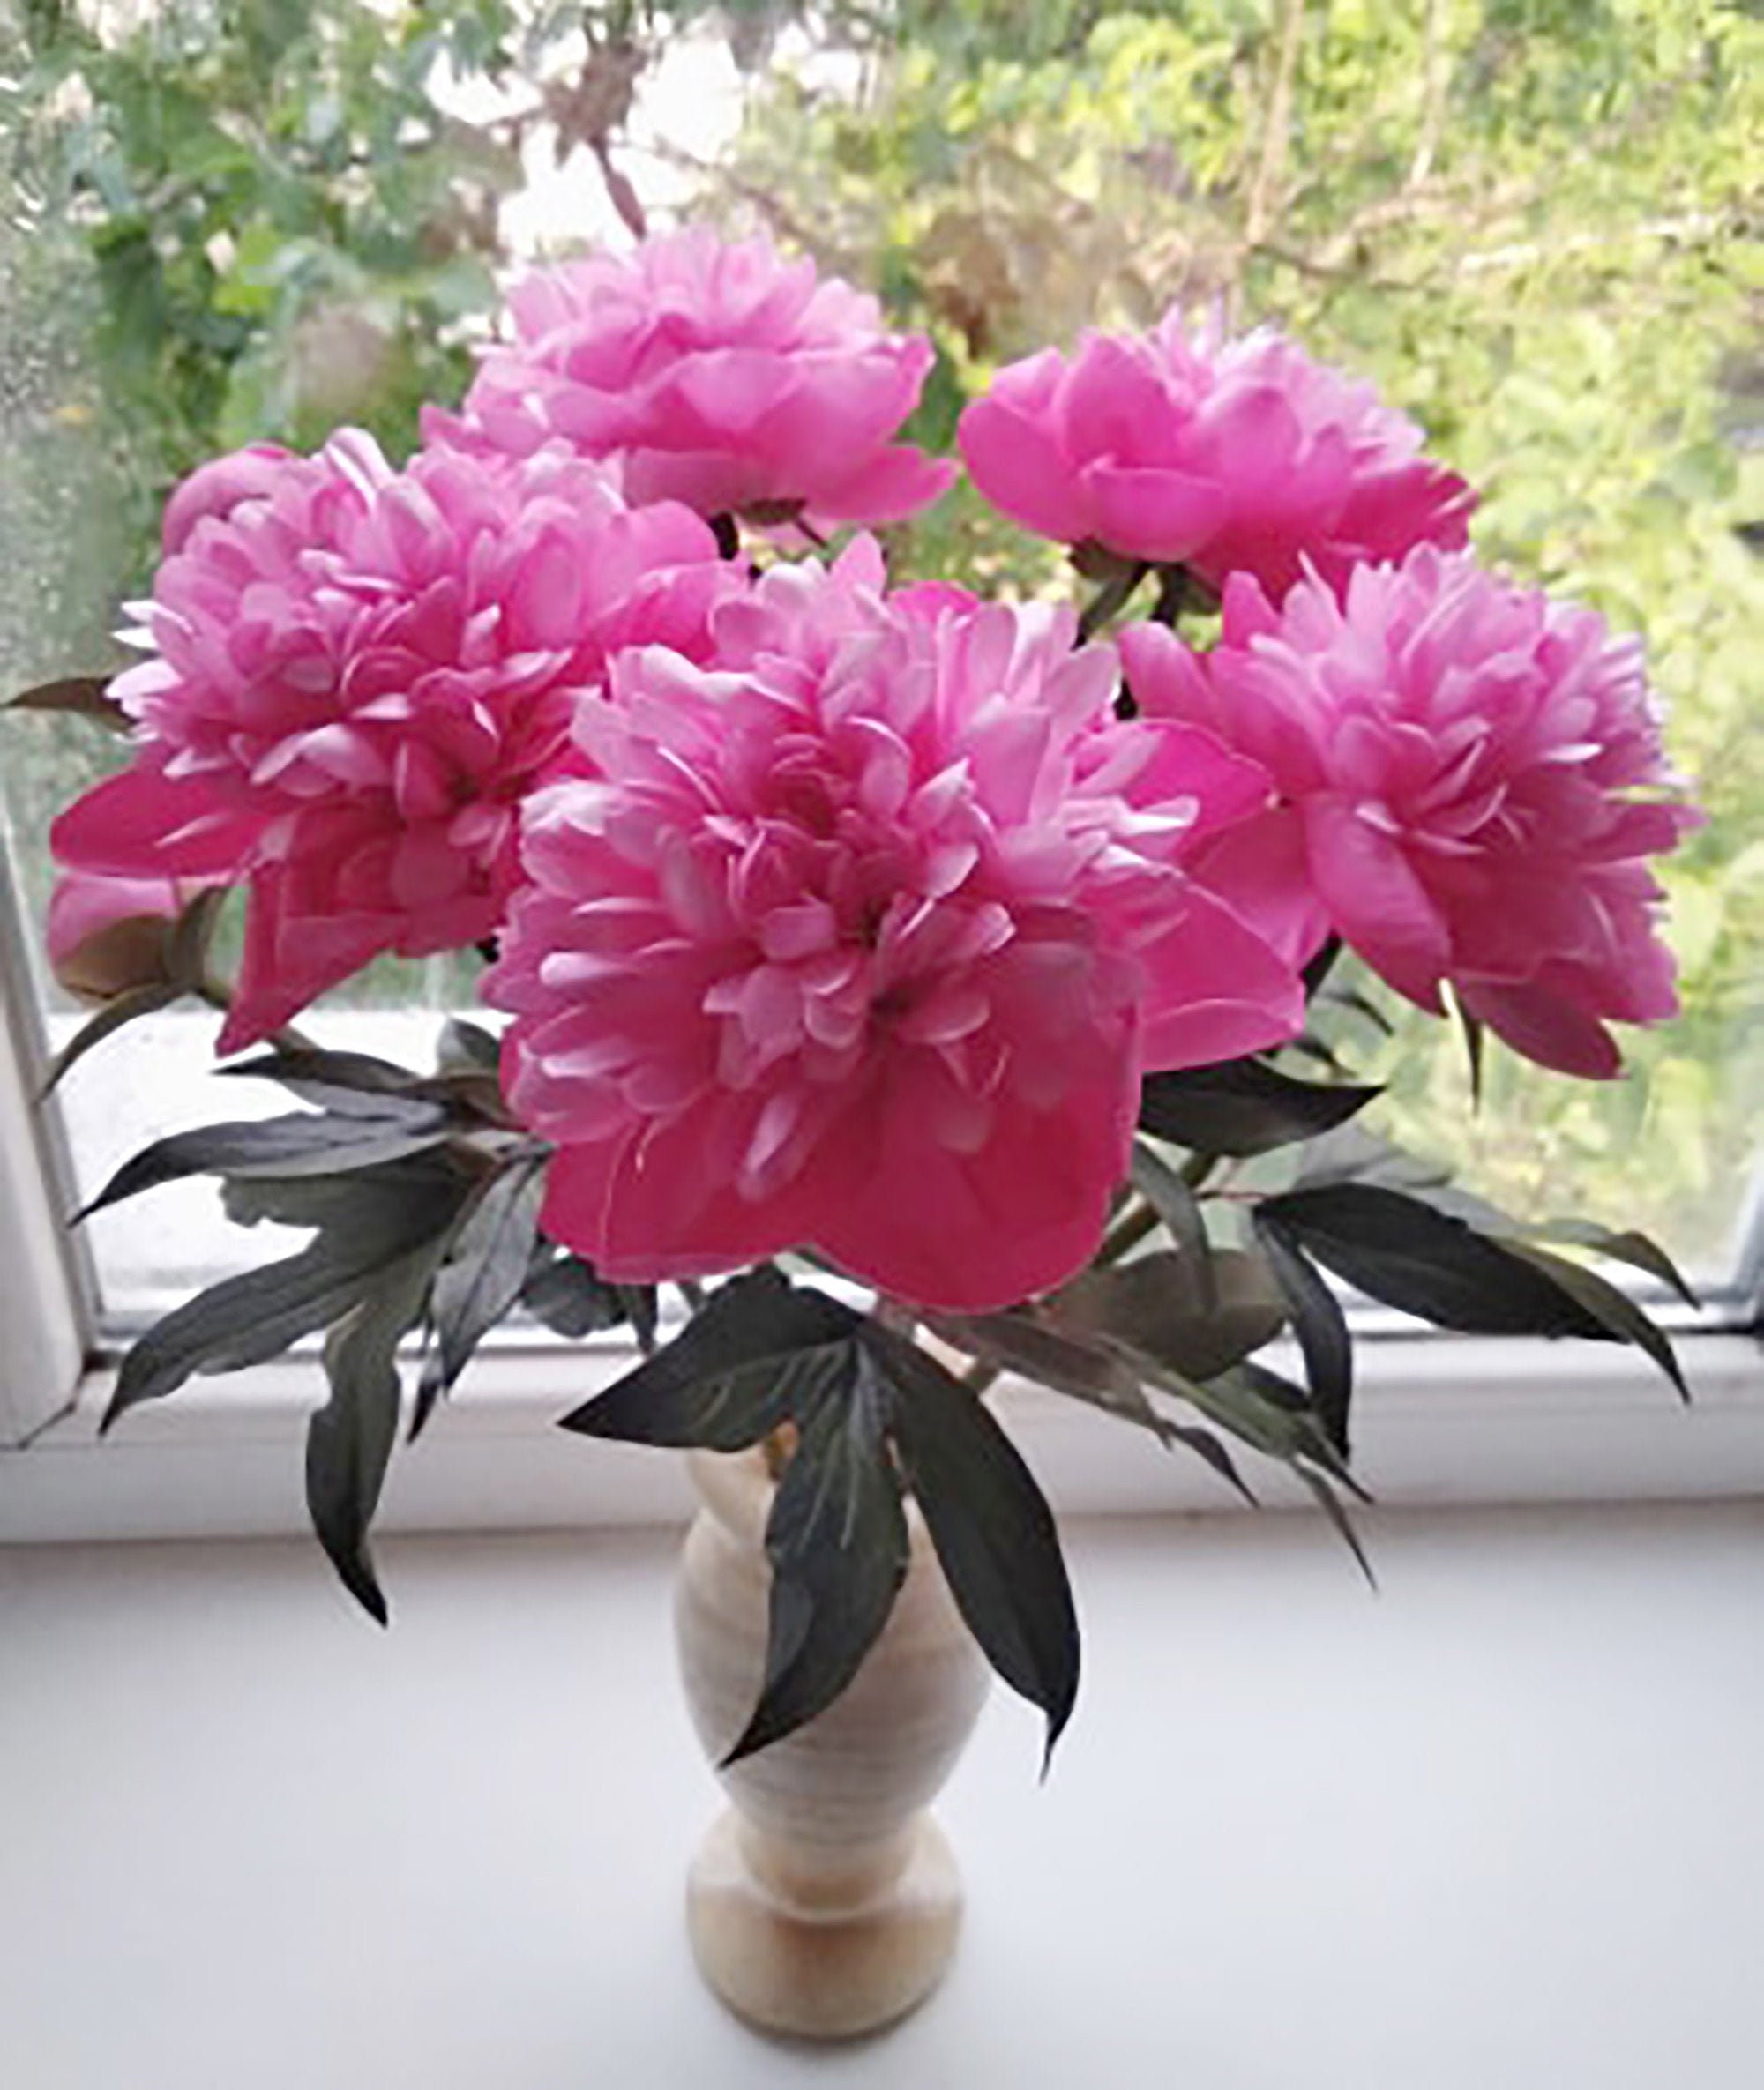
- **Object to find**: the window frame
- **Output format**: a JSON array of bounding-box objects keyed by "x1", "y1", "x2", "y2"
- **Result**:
[
  {"x1": 0, "y1": 851, "x2": 92, "y2": 1449},
  {"x1": 2, "y1": 915, "x2": 1761, "y2": 1542}
]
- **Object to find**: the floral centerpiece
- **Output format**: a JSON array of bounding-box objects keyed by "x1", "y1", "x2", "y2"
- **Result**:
[{"x1": 14, "y1": 224, "x2": 1700, "y2": 2025}]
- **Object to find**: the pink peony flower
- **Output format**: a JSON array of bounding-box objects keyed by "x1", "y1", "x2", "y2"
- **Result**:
[
  {"x1": 959, "y1": 313, "x2": 1475, "y2": 602},
  {"x1": 160, "y1": 442, "x2": 294, "y2": 555},
  {"x1": 485, "y1": 539, "x2": 1304, "y2": 1313},
  {"x1": 52, "y1": 432, "x2": 731, "y2": 1052},
  {"x1": 431, "y1": 226, "x2": 957, "y2": 529},
  {"x1": 1121, "y1": 549, "x2": 1702, "y2": 1078},
  {"x1": 47, "y1": 869, "x2": 220, "y2": 1004}
]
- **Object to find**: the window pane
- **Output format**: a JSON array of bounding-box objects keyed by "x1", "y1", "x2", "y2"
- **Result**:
[{"x1": 3, "y1": 3, "x2": 1759, "y2": 1325}]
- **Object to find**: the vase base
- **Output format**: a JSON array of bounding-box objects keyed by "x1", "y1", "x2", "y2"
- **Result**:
[{"x1": 685, "y1": 1808, "x2": 962, "y2": 2041}]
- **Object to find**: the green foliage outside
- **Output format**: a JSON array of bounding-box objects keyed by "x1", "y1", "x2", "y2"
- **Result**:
[{"x1": 2, "y1": 0, "x2": 1760, "y2": 1273}]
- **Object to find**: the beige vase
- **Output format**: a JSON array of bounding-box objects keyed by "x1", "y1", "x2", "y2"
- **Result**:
[{"x1": 673, "y1": 1446, "x2": 992, "y2": 2039}]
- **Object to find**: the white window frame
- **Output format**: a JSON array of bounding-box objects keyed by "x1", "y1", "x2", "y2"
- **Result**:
[{"x1": 2, "y1": 922, "x2": 1762, "y2": 1544}]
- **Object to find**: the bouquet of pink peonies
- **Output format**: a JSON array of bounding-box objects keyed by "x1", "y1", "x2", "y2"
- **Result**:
[{"x1": 18, "y1": 225, "x2": 1701, "y2": 1759}]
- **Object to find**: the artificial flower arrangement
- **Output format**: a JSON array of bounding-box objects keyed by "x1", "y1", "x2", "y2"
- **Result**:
[{"x1": 17, "y1": 226, "x2": 1700, "y2": 1767}]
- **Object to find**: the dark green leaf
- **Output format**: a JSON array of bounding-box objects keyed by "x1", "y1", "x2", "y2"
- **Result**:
[
  {"x1": 1259, "y1": 1183, "x2": 1611, "y2": 1338},
  {"x1": 1301, "y1": 936, "x2": 1343, "y2": 997},
  {"x1": 105, "y1": 1165, "x2": 471, "y2": 1429},
  {"x1": 1164, "y1": 1424, "x2": 1259, "y2": 1505},
  {"x1": 436, "y1": 1017, "x2": 502, "y2": 1074},
  {"x1": 1316, "y1": 985, "x2": 1396, "y2": 1038},
  {"x1": 1291, "y1": 1124, "x2": 1517, "y2": 1230},
  {"x1": 77, "y1": 1108, "x2": 453, "y2": 1218},
  {"x1": 1456, "y1": 997, "x2": 1485, "y2": 1108},
  {"x1": 930, "y1": 1307, "x2": 1255, "y2": 1500},
  {"x1": 1129, "y1": 1140, "x2": 1213, "y2": 1298},
  {"x1": 1499, "y1": 1242, "x2": 1689, "y2": 1400},
  {"x1": 618, "y1": 1282, "x2": 660, "y2": 1355},
  {"x1": 1140, "y1": 1057, "x2": 1382, "y2": 1157},
  {"x1": 5, "y1": 674, "x2": 127, "y2": 727},
  {"x1": 1048, "y1": 1248, "x2": 1286, "y2": 1382},
  {"x1": 41, "y1": 981, "x2": 186, "y2": 1094},
  {"x1": 164, "y1": 885, "x2": 229, "y2": 989},
  {"x1": 1505, "y1": 1221, "x2": 1700, "y2": 1310},
  {"x1": 928, "y1": 1307, "x2": 1151, "y2": 1414},
  {"x1": 1253, "y1": 1214, "x2": 1353, "y2": 1456},
  {"x1": 1296, "y1": 1466, "x2": 1378, "y2": 1589},
  {"x1": 558, "y1": 1266, "x2": 860, "y2": 1448},
  {"x1": 105, "y1": 1243, "x2": 401, "y2": 1427},
  {"x1": 217, "y1": 1046, "x2": 434, "y2": 1116},
  {"x1": 220, "y1": 1153, "x2": 468, "y2": 1235},
  {"x1": 412, "y1": 1155, "x2": 546, "y2": 1439},
  {"x1": 724, "y1": 1349, "x2": 906, "y2": 1763},
  {"x1": 307, "y1": 1244, "x2": 440, "y2": 1623},
  {"x1": 868, "y1": 1325, "x2": 1080, "y2": 1767},
  {"x1": 521, "y1": 1246, "x2": 627, "y2": 1337},
  {"x1": 1169, "y1": 1358, "x2": 1364, "y2": 1491}
]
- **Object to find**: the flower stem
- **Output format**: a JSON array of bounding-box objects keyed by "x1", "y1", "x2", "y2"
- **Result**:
[
  {"x1": 1098, "y1": 1195, "x2": 1160, "y2": 1264},
  {"x1": 1076, "y1": 559, "x2": 1150, "y2": 641}
]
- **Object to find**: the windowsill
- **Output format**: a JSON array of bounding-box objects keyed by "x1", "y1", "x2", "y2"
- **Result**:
[
  {"x1": 4, "y1": 1503, "x2": 1763, "y2": 2086},
  {"x1": 2, "y1": 1328, "x2": 1760, "y2": 1544}
]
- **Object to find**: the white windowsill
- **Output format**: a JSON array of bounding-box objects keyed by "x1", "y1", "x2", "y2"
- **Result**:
[
  {"x1": 6, "y1": 1504, "x2": 1764, "y2": 2086},
  {"x1": 2, "y1": 1328, "x2": 1760, "y2": 1544}
]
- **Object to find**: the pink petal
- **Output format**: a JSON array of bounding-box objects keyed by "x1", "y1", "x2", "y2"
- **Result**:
[
  {"x1": 957, "y1": 387, "x2": 1088, "y2": 542},
  {"x1": 806, "y1": 445, "x2": 957, "y2": 526},
  {"x1": 1457, "y1": 978, "x2": 1623, "y2": 1080},
  {"x1": 1135, "y1": 880, "x2": 1307, "y2": 1070},
  {"x1": 1302, "y1": 797, "x2": 1451, "y2": 1011},
  {"x1": 51, "y1": 765, "x2": 260, "y2": 878},
  {"x1": 1080, "y1": 462, "x2": 1225, "y2": 564}
]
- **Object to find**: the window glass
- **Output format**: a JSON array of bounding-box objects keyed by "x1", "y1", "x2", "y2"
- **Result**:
[{"x1": 3, "y1": 1, "x2": 1758, "y2": 1318}]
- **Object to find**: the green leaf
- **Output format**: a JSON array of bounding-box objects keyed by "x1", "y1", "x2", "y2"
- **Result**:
[
  {"x1": 76, "y1": 1108, "x2": 454, "y2": 1218},
  {"x1": 307, "y1": 1243, "x2": 440, "y2": 1623},
  {"x1": 1296, "y1": 1466, "x2": 1378, "y2": 1590},
  {"x1": 220, "y1": 1154, "x2": 465, "y2": 1234},
  {"x1": 217, "y1": 1046, "x2": 433, "y2": 1116},
  {"x1": 1252, "y1": 1214, "x2": 1353, "y2": 1457},
  {"x1": 1129, "y1": 1140, "x2": 1213, "y2": 1296},
  {"x1": 105, "y1": 1242, "x2": 403, "y2": 1427},
  {"x1": 4, "y1": 674, "x2": 127, "y2": 728},
  {"x1": 164, "y1": 886, "x2": 229, "y2": 989},
  {"x1": 928, "y1": 1307, "x2": 1152, "y2": 1415},
  {"x1": 867, "y1": 1325, "x2": 1080, "y2": 1767},
  {"x1": 1047, "y1": 1247, "x2": 1287, "y2": 1383},
  {"x1": 1140, "y1": 1057, "x2": 1382, "y2": 1157},
  {"x1": 1166, "y1": 1358, "x2": 1364, "y2": 1493},
  {"x1": 1505, "y1": 1222, "x2": 1700, "y2": 1310},
  {"x1": 411, "y1": 1155, "x2": 545, "y2": 1440},
  {"x1": 520, "y1": 1246, "x2": 628, "y2": 1338},
  {"x1": 618, "y1": 1282, "x2": 660, "y2": 1356},
  {"x1": 929, "y1": 1308, "x2": 1256, "y2": 1501},
  {"x1": 723, "y1": 1347, "x2": 907, "y2": 1764},
  {"x1": 1301, "y1": 936, "x2": 1343, "y2": 997},
  {"x1": 41, "y1": 982, "x2": 187, "y2": 1094},
  {"x1": 1258, "y1": 1183, "x2": 1611, "y2": 1339},
  {"x1": 436, "y1": 1017, "x2": 502, "y2": 1074},
  {"x1": 1291, "y1": 1124, "x2": 1517, "y2": 1231},
  {"x1": 105, "y1": 1163, "x2": 472, "y2": 1429},
  {"x1": 1162, "y1": 1424, "x2": 1259, "y2": 1506},
  {"x1": 558, "y1": 1267, "x2": 861, "y2": 1448},
  {"x1": 1454, "y1": 996, "x2": 1485, "y2": 1108},
  {"x1": 1499, "y1": 1243, "x2": 1689, "y2": 1400}
]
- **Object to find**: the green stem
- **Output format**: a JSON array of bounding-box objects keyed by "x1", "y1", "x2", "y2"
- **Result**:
[
  {"x1": 1098, "y1": 1195, "x2": 1161, "y2": 1265},
  {"x1": 195, "y1": 977, "x2": 316, "y2": 1057},
  {"x1": 1076, "y1": 560, "x2": 1150, "y2": 641}
]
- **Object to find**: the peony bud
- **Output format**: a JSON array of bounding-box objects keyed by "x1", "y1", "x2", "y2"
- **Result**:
[{"x1": 47, "y1": 871, "x2": 198, "y2": 1004}]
